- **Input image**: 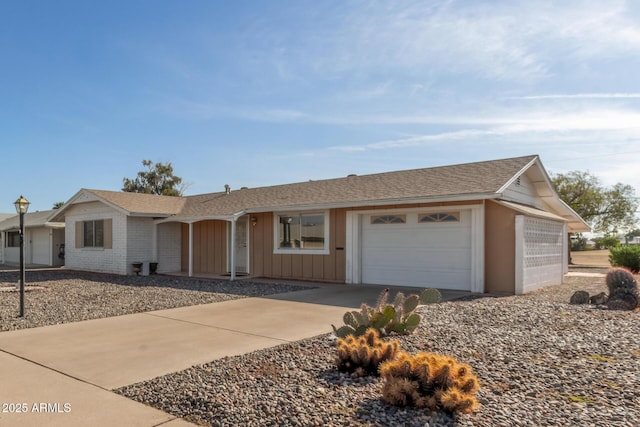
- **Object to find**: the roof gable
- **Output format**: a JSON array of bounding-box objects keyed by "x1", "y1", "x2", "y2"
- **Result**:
[{"x1": 50, "y1": 189, "x2": 186, "y2": 221}]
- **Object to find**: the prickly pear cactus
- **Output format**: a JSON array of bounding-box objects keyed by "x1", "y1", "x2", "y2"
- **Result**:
[
  {"x1": 332, "y1": 289, "x2": 428, "y2": 337},
  {"x1": 420, "y1": 288, "x2": 442, "y2": 304}
]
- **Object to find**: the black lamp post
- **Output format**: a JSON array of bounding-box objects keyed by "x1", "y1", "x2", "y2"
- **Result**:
[{"x1": 14, "y1": 195, "x2": 30, "y2": 317}]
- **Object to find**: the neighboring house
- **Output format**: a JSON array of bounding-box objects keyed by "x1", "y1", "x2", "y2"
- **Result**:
[
  {"x1": 0, "y1": 210, "x2": 65, "y2": 267},
  {"x1": 50, "y1": 155, "x2": 590, "y2": 295},
  {"x1": 620, "y1": 236, "x2": 640, "y2": 245},
  {"x1": 0, "y1": 213, "x2": 15, "y2": 264}
]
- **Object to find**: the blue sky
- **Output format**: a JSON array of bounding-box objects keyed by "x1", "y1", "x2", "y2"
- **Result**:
[{"x1": 2, "y1": 0, "x2": 640, "y2": 213}]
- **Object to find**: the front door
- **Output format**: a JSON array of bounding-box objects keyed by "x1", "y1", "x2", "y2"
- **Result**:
[{"x1": 232, "y1": 217, "x2": 249, "y2": 274}]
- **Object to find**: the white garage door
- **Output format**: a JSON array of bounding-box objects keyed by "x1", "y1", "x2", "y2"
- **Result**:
[
  {"x1": 30, "y1": 228, "x2": 51, "y2": 265},
  {"x1": 361, "y1": 210, "x2": 472, "y2": 290}
]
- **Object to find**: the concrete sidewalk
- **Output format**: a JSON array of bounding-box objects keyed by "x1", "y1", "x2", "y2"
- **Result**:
[{"x1": 0, "y1": 284, "x2": 466, "y2": 426}]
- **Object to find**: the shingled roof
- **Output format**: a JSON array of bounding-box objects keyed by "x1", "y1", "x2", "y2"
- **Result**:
[
  {"x1": 0, "y1": 210, "x2": 64, "y2": 231},
  {"x1": 84, "y1": 190, "x2": 186, "y2": 216},
  {"x1": 52, "y1": 155, "x2": 588, "y2": 231},
  {"x1": 176, "y1": 154, "x2": 538, "y2": 218}
]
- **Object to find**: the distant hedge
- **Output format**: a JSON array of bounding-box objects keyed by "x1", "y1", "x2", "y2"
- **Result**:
[{"x1": 609, "y1": 245, "x2": 640, "y2": 273}]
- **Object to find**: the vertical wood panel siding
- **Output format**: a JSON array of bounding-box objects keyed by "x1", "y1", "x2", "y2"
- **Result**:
[
  {"x1": 243, "y1": 211, "x2": 345, "y2": 282},
  {"x1": 181, "y1": 221, "x2": 228, "y2": 274},
  {"x1": 485, "y1": 200, "x2": 516, "y2": 294}
]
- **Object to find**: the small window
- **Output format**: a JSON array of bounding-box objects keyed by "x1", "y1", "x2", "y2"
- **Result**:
[
  {"x1": 6, "y1": 231, "x2": 20, "y2": 248},
  {"x1": 84, "y1": 220, "x2": 105, "y2": 247},
  {"x1": 276, "y1": 212, "x2": 327, "y2": 252},
  {"x1": 419, "y1": 212, "x2": 460, "y2": 223},
  {"x1": 371, "y1": 215, "x2": 406, "y2": 224}
]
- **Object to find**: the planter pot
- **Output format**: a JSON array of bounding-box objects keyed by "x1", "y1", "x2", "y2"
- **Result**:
[{"x1": 132, "y1": 262, "x2": 143, "y2": 275}]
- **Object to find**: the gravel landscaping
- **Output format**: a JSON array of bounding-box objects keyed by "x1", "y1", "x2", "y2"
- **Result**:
[
  {"x1": 0, "y1": 269, "x2": 312, "y2": 332},
  {"x1": 115, "y1": 270, "x2": 640, "y2": 427}
]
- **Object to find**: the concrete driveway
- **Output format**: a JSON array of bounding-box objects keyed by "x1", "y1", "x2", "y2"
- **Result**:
[{"x1": 0, "y1": 283, "x2": 467, "y2": 426}]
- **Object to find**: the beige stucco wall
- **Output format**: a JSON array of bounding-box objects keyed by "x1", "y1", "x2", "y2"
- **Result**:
[{"x1": 485, "y1": 200, "x2": 516, "y2": 294}]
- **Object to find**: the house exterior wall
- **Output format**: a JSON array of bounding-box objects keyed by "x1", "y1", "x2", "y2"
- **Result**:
[
  {"x1": 65, "y1": 202, "x2": 128, "y2": 274},
  {"x1": 3, "y1": 246, "x2": 19, "y2": 265},
  {"x1": 515, "y1": 215, "x2": 565, "y2": 294},
  {"x1": 180, "y1": 201, "x2": 484, "y2": 284},
  {"x1": 485, "y1": 200, "x2": 517, "y2": 294},
  {"x1": 157, "y1": 222, "x2": 181, "y2": 273},
  {"x1": 250, "y1": 209, "x2": 347, "y2": 282},
  {"x1": 502, "y1": 172, "x2": 543, "y2": 209},
  {"x1": 2, "y1": 227, "x2": 64, "y2": 267},
  {"x1": 181, "y1": 220, "x2": 228, "y2": 274},
  {"x1": 126, "y1": 217, "x2": 155, "y2": 273}
]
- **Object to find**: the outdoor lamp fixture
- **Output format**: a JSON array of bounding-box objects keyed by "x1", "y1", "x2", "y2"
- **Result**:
[
  {"x1": 14, "y1": 195, "x2": 30, "y2": 317},
  {"x1": 251, "y1": 216, "x2": 258, "y2": 227}
]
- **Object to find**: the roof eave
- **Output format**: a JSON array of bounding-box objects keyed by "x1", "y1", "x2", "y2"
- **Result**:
[
  {"x1": 129, "y1": 212, "x2": 176, "y2": 218},
  {"x1": 249, "y1": 193, "x2": 500, "y2": 213}
]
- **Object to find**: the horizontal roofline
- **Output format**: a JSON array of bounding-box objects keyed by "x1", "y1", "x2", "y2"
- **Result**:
[{"x1": 156, "y1": 192, "x2": 500, "y2": 223}]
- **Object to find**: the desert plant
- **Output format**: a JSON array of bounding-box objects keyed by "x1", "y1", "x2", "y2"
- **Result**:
[
  {"x1": 609, "y1": 245, "x2": 640, "y2": 273},
  {"x1": 420, "y1": 288, "x2": 442, "y2": 304},
  {"x1": 335, "y1": 328, "x2": 400, "y2": 377},
  {"x1": 332, "y1": 288, "x2": 440, "y2": 338},
  {"x1": 379, "y1": 351, "x2": 480, "y2": 414},
  {"x1": 569, "y1": 291, "x2": 590, "y2": 305},
  {"x1": 605, "y1": 267, "x2": 639, "y2": 310}
]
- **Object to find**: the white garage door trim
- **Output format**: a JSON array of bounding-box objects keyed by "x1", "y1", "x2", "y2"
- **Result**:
[{"x1": 346, "y1": 205, "x2": 484, "y2": 292}]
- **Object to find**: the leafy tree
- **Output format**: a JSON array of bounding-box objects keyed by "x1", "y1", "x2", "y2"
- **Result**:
[
  {"x1": 552, "y1": 171, "x2": 638, "y2": 235},
  {"x1": 52, "y1": 201, "x2": 65, "y2": 209},
  {"x1": 593, "y1": 236, "x2": 620, "y2": 250},
  {"x1": 122, "y1": 160, "x2": 186, "y2": 196}
]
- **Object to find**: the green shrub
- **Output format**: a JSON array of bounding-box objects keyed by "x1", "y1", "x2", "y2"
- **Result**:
[
  {"x1": 594, "y1": 237, "x2": 620, "y2": 250},
  {"x1": 609, "y1": 245, "x2": 640, "y2": 273}
]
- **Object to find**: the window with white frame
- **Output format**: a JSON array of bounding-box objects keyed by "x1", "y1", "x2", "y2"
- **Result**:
[
  {"x1": 83, "y1": 220, "x2": 104, "y2": 247},
  {"x1": 275, "y1": 212, "x2": 328, "y2": 253},
  {"x1": 6, "y1": 231, "x2": 20, "y2": 247}
]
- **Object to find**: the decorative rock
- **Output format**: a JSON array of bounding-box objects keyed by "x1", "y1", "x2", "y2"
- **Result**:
[
  {"x1": 570, "y1": 290, "x2": 590, "y2": 304},
  {"x1": 115, "y1": 272, "x2": 640, "y2": 427},
  {"x1": 589, "y1": 292, "x2": 607, "y2": 305}
]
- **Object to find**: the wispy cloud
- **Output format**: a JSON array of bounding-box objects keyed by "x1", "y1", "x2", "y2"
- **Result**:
[
  {"x1": 157, "y1": 98, "x2": 311, "y2": 122},
  {"x1": 328, "y1": 108, "x2": 640, "y2": 152},
  {"x1": 236, "y1": 0, "x2": 640, "y2": 85},
  {"x1": 509, "y1": 93, "x2": 640, "y2": 100}
]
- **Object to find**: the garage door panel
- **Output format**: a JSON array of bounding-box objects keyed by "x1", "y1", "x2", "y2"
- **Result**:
[
  {"x1": 361, "y1": 210, "x2": 473, "y2": 290},
  {"x1": 362, "y1": 266, "x2": 471, "y2": 290},
  {"x1": 362, "y1": 248, "x2": 470, "y2": 269}
]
